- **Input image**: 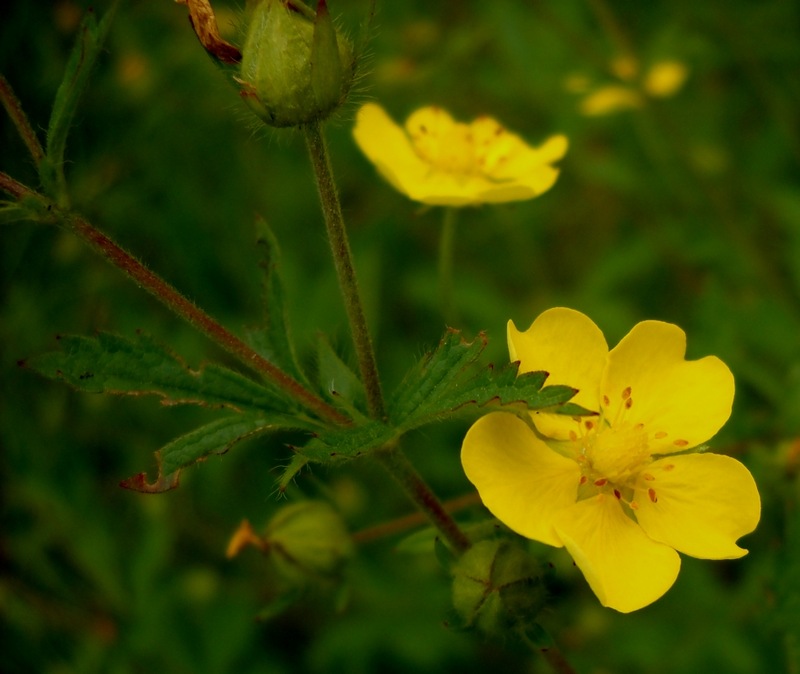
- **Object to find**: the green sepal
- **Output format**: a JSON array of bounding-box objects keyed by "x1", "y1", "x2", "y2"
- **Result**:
[
  {"x1": 24, "y1": 332, "x2": 302, "y2": 415},
  {"x1": 44, "y1": 1, "x2": 119, "y2": 203}
]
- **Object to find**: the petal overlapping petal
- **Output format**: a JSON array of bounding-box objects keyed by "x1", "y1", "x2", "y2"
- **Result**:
[
  {"x1": 602, "y1": 320, "x2": 734, "y2": 453},
  {"x1": 553, "y1": 495, "x2": 681, "y2": 612},
  {"x1": 508, "y1": 308, "x2": 606, "y2": 440},
  {"x1": 634, "y1": 453, "x2": 760, "y2": 559},
  {"x1": 461, "y1": 413, "x2": 580, "y2": 546},
  {"x1": 352, "y1": 104, "x2": 566, "y2": 206}
]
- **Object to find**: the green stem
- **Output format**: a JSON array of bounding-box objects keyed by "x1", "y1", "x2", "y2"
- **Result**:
[
  {"x1": 304, "y1": 120, "x2": 385, "y2": 419},
  {"x1": 438, "y1": 207, "x2": 458, "y2": 326},
  {"x1": 0, "y1": 174, "x2": 350, "y2": 426},
  {"x1": 374, "y1": 444, "x2": 472, "y2": 554},
  {"x1": 0, "y1": 73, "x2": 45, "y2": 166}
]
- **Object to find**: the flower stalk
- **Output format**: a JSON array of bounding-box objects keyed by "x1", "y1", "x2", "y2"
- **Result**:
[
  {"x1": 438, "y1": 207, "x2": 458, "y2": 325},
  {"x1": 374, "y1": 444, "x2": 472, "y2": 554},
  {"x1": 0, "y1": 175, "x2": 349, "y2": 426},
  {"x1": 304, "y1": 119, "x2": 385, "y2": 419}
]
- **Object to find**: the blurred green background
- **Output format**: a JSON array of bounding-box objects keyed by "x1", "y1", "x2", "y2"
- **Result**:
[{"x1": 2, "y1": 0, "x2": 799, "y2": 672}]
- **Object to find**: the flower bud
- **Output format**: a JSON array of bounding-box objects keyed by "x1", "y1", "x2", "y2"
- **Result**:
[
  {"x1": 451, "y1": 539, "x2": 547, "y2": 635},
  {"x1": 238, "y1": 0, "x2": 354, "y2": 127},
  {"x1": 263, "y1": 500, "x2": 353, "y2": 587}
]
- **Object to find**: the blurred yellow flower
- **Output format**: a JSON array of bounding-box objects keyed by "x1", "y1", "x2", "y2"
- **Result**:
[
  {"x1": 461, "y1": 308, "x2": 760, "y2": 613},
  {"x1": 352, "y1": 103, "x2": 568, "y2": 207},
  {"x1": 574, "y1": 57, "x2": 689, "y2": 116}
]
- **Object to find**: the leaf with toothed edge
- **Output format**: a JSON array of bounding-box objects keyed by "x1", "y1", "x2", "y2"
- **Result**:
[
  {"x1": 24, "y1": 332, "x2": 304, "y2": 415},
  {"x1": 121, "y1": 412, "x2": 298, "y2": 493},
  {"x1": 295, "y1": 330, "x2": 590, "y2": 464}
]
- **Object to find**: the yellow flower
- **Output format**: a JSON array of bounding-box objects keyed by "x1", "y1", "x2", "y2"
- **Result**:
[
  {"x1": 352, "y1": 103, "x2": 568, "y2": 207},
  {"x1": 575, "y1": 58, "x2": 689, "y2": 117},
  {"x1": 461, "y1": 308, "x2": 760, "y2": 613}
]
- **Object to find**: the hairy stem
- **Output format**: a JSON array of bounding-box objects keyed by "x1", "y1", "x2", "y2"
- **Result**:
[
  {"x1": 0, "y1": 74, "x2": 45, "y2": 166},
  {"x1": 0, "y1": 175, "x2": 349, "y2": 426},
  {"x1": 304, "y1": 120, "x2": 385, "y2": 419},
  {"x1": 374, "y1": 444, "x2": 472, "y2": 554}
]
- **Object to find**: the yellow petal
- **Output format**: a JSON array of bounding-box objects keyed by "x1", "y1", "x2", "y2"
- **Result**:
[
  {"x1": 554, "y1": 495, "x2": 681, "y2": 612},
  {"x1": 602, "y1": 320, "x2": 734, "y2": 453},
  {"x1": 508, "y1": 308, "x2": 606, "y2": 440},
  {"x1": 634, "y1": 453, "x2": 760, "y2": 559},
  {"x1": 461, "y1": 413, "x2": 580, "y2": 546},
  {"x1": 580, "y1": 85, "x2": 642, "y2": 116},
  {"x1": 643, "y1": 60, "x2": 688, "y2": 98},
  {"x1": 352, "y1": 103, "x2": 431, "y2": 201}
]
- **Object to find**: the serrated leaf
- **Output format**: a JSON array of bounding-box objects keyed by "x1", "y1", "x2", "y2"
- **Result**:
[
  {"x1": 390, "y1": 330, "x2": 585, "y2": 429},
  {"x1": 25, "y1": 332, "x2": 302, "y2": 415},
  {"x1": 121, "y1": 412, "x2": 291, "y2": 493},
  {"x1": 294, "y1": 330, "x2": 586, "y2": 464},
  {"x1": 249, "y1": 216, "x2": 307, "y2": 384},
  {"x1": 301, "y1": 419, "x2": 395, "y2": 463}
]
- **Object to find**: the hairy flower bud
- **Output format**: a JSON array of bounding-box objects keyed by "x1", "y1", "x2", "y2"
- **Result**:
[
  {"x1": 238, "y1": 0, "x2": 354, "y2": 127},
  {"x1": 263, "y1": 500, "x2": 353, "y2": 586},
  {"x1": 451, "y1": 539, "x2": 547, "y2": 635}
]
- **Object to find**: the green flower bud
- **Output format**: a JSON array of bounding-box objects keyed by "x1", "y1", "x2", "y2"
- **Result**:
[
  {"x1": 238, "y1": 0, "x2": 354, "y2": 127},
  {"x1": 451, "y1": 539, "x2": 547, "y2": 635},
  {"x1": 264, "y1": 500, "x2": 353, "y2": 587}
]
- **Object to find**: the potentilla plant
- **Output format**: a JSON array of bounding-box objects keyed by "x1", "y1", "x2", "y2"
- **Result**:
[{"x1": 0, "y1": 2, "x2": 761, "y2": 671}]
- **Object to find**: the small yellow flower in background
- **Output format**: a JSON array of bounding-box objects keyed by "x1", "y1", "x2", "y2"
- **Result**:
[
  {"x1": 461, "y1": 308, "x2": 760, "y2": 613},
  {"x1": 352, "y1": 103, "x2": 568, "y2": 207},
  {"x1": 573, "y1": 56, "x2": 689, "y2": 117}
]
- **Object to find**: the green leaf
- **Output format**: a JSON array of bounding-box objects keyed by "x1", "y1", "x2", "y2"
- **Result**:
[
  {"x1": 159, "y1": 413, "x2": 276, "y2": 476},
  {"x1": 25, "y1": 332, "x2": 304, "y2": 415},
  {"x1": 247, "y1": 216, "x2": 308, "y2": 384},
  {"x1": 296, "y1": 330, "x2": 586, "y2": 464},
  {"x1": 121, "y1": 412, "x2": 295, "y2": 493},
  {"x1": 316, "y1": 334, "x2": 367, "y2": 418},
  {"x1": 43, "y1": 2, "x2": 119, "y2": 202},
  {"x1": 390, "y1": 329, "x2": 587, "y2": 429}
]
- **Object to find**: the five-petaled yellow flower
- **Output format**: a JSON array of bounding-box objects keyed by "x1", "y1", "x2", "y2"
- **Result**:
[
  {"x1": 461, "y1": 308, "x2": 760, "y2": 613},
  {"x1": 352, "y1": 103, "x2": 568, "y2": 207}
]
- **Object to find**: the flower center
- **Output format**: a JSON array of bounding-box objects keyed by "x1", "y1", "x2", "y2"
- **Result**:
[
  {"x1": 405, "y1": 109, "x2": 513, "y2": 177},
  {"x1": 565, "y1": 384, "x2": 677, "y2": 510}
]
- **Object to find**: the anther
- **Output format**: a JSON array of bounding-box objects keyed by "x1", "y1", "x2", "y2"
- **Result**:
[
  {"x1": 569, "y1": 430, "x2": 578, "y2": 441},
  {"x1": 662, "y1": 464, "x2": 675, "y2": 472},
  {"x1": 625, "y1": 397, "x2": 633, "y2": 409},
  {"x1": 634, "y1": 423, "x2": 644, "y2": 430},
  {"x1": 642, "y1": 472, "x2": 655, "y2": 481},
  {"x1": 648, "y1": 488, "x2": 658, "y2": 503},
  {"x1": 622, "y1": 386, "x2": 632, "y2": 400},
  {"x1": 594, "y1": 478, "x2": 607, "y2": 487},
  {"x1": 654, "y1": 431, "x2": 668, "y2": 439},
  {"x1": 579, "y1": 476, "x2": 588, "y2": 485},
  {"x1": 585, "y1": 420, "x2": 594, "y2": 430},
  {"x1": 602, "y1": 395, "x2": 610, "y2": 407},
  {"x1": 613, "y1": 489, "x2": 622, "y2": 499},
  {"x1": 630, "y1": 500, "x2": 640, "y2": 510},
  {"x1": 673, "y1": 439, "x2": 689, "y2": 447}
]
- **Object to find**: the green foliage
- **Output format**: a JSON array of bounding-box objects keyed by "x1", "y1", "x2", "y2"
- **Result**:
[
  {"x1": 299, "y1": 329, "x2": 582, "y2": 463},
  {"x1": 25, "y1": 331, "x2": 301, "y2": 415},
  {"x1": 2, "y1": 0, "x2": 798, "y2": 673}
]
